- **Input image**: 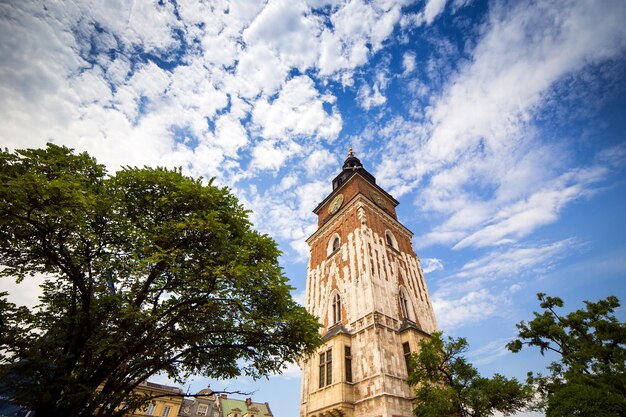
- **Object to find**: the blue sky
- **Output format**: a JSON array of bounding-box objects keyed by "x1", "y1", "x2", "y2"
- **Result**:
[{"x1": 1, "y1": 0, "x2": 625, "y2": 416}]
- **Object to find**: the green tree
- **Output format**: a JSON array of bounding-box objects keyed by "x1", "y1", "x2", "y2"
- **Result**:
[
  {"x1": 407, "y1": 332, "x2": 532, "y2": 417},
  {"x1": 507, "y1": 293, "x2": 626, "y2": 417},
  {"x1": 0, "y1": 144, "x2": 322, "y2": 417}
]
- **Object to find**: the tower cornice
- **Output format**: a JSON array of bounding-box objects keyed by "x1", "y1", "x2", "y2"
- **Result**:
[
  {"x1": 313, "y1": 170, "x2": 399, "y2": 215},
  {"x1": 306, "y1": 192, "x2": 413, "y2": 245}
]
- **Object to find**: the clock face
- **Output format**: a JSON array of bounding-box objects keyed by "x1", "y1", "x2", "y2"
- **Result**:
[
  {"x1": 370, "y1": 191, "x2": 386, "y2": 208},
  {"x1": 328, "y1": 194, "x2": 344, "y2": 214}
]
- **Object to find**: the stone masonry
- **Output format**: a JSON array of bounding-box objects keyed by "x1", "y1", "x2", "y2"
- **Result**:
[{"x1": 300, "y1": 151, "x2": 438, "y2": 417}]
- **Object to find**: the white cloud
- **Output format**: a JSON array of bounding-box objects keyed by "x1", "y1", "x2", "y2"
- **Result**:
[
  {"x1": 423, "y1": 0, "x2": 626, "y2": 165},
  {"x1": 252, "y1": 76, "x2": 342, "y2": 142},
  {"x1": 357, "y1": 82, "x2": 387, "y2": 110},
  {"x1": 214, "y1": 115, "x2": 249, "y2": 158},
  {"x1": 400, "y1": 0, "x2": 448, "y2": 28},
  {"x1": 250, "y1": 140, "x2": 294, "y2": 172},
  {"x1": 272, "y1": 361, "x2": 302, "y2": 379},
  {"x1": 303, "y1": 148, "x2": 338, "y2": 177},
  {"x1": 433, "y1": 288, "x2": 504, "y2": 329},
  {"x1": 466, "y1": 338, "x2": 514, "y2": 366},
  {"x1": 0, "y1": 0, "x2": 412, "y2": 187},
  {"x1": 421, "y1": 257, "x2": 444, "y2": 273},
  {"x1": 243, "y1": 0, "x2": 320, "y2": 71},
  {"x1": 402, "y1": 51, "x2": 416, "y2": 75},
  {"x1": 423, "y1": 0, "x2": 449, "y2": 25},
  {"x1": 432, "y1": 239, "x2": 576, "y2": 328},
  {"x1": 447, "y1": 239, "x2": 575, "y2": 293},
  {"x1": 317, "y1": 0, "x2": 405, "y2": 77},
  {"x1": 378, "y1": 0, "x2": 626, "y2": 250},
  {"x1": 292, "y1": 289, "x2": 307, "y2": 307}
]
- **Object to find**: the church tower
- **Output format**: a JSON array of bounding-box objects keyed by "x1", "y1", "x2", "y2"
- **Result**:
[{"x1": 300, "y1": 150, "x2": 437, "y2": 417}]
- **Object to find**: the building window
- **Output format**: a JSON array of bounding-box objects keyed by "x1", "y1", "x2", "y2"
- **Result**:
[
  {"x1": 197, "y1": 404, "x2": 208, "y2": 416},
  {"x1": 327, "y1": 233, "x2": 341, "y2": 256},
  {"x1": 162, "y1": 405, "x2": 172, "y2": 417},
  {"x1": 345, "y1": 346, "x2": 352, "y2": 383},
  {"x1": 403, "y1": 342, "x2": 412, "y2": 374},
  {"x1": 145, "y1": 403, "x2": 156, "y2": 416},
  {"x1": 399, "y1": 290, "x2": 409, "y2": 320},
  {"x1": 319, "y1": 348, "x2": 332, "y2": 388},
  {"x1": 385, "y1": 230, "x2": 398, "y2": 250},
  {"x1": 332, "y1": 293, "x2": 341, "y2": 324}
]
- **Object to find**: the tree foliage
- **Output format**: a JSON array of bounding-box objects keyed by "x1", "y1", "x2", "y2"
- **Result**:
[
  {"x1": 407, "y1": 332, "x2": 532, "y2": 417},
  {"x1": 507, "y1": 293, "x2": 626, "y2": 417},
  {"x1": 0, "y1": 144, "x2": 322, "y2": 417}
]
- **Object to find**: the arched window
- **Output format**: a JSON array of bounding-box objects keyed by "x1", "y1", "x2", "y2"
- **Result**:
[
  {"x1": 385, "y1": 230, "x2": 398, "y2": 250},
  {"x1": 332, "y1": 293, "x2": 341, "y2": 324},
  {"x1": 399, "y1": 290, "x2": 409, "y2": 320},
  {"x1": 327, "y1": 233, "x2": 341, "y2": 256}
]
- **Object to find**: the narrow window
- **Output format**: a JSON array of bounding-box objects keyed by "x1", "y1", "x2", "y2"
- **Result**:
[
  {"x1": 386, "y1": 233, "x2": 393, "y2": 247},
  {"x1": 162, "y1": 406, "x2": 172, "y2": 417},
  {"x1": 326, "y1": 349, "x2": 332, "y2": 386},
  {"x1": 400, "y1": 291, "x2": 409, "y2": 319},
  {"x1": 146, "y1": 403, "x2": 156, "y2": 416},
  {"x1": 319, "y1": 351, "x2": 326, "y2": 388},
  {"x1": 319, "y1": 349, "x2": 332, "y2": 388},
  {"x1": 332, "y1": 236, "x2": 340, "y2": 252},
  {"x1": 403, "y1": 342, "x2": 412, "y2": 374},
  {"x1": 345, "y1": 346, "x2": 352, "y2": 383},
  {"x1": 332, "y1": 293, "x2": 342, "y2": 324}
]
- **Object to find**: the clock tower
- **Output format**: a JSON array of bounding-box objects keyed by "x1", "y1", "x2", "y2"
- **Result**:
[{"x1": 300, "y1": 149, "x2": 437, "y2": 417}]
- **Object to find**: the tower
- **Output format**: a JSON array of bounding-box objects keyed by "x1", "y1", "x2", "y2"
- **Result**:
[{"x1": 300, "y1": 150, "x2": 437, "y2": 417}]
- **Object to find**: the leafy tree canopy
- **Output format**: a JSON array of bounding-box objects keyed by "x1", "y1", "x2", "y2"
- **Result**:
[
  {"x1": 507, "y1": 293, "x2": 626, "y2": 417},
  {"x1": 407, "y1": 332, "x2": 532, "y2": 417},
  {"x1": 0, "y1": 144, "x2": 322, "y2": 417}
]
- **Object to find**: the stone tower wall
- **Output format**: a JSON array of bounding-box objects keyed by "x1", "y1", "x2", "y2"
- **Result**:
[{"x1": 301, "y1": 171, "x2": 438, "y2": 417}]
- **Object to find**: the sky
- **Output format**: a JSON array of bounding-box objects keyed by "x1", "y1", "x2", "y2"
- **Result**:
[{"x1": 1, "y1": 0, "x2": 625, "y2": 416}]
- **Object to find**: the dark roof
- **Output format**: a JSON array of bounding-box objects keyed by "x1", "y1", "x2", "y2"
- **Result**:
[{"x1": 331, "y1": 149, "x2": 376, "y2": 191}]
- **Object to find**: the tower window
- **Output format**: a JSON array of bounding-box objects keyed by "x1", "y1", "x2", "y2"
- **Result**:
[
  {"x1": 319, "y1": 349, "x2": 332, "y2": 388},
  {"x1": 345, "y1": 346, "x2": 352, "y2": 383},
  {"x1": 327, "y1": 233, "x2": 341, "y2": 256},
  {"x1": 403, "y1": 342, "x2": 412, "y2": 374},
  {"x1": 399, "y1": 290, "x2": 409, "y2": 320},
  {"x1": 332, "y1": 293, "x2": 341, "y2": 325},
  {"x1": 385, "y1": 230, "x2": 398, "y2": 250}
]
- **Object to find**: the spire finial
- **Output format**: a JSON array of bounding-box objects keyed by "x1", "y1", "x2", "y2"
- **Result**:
[{"x1": 348, "y1": 146, "x2": 354, "y2": 157}]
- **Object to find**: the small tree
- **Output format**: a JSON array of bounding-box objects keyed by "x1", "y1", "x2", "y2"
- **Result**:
[
  {"x1": 0, "y1": 144, "x2": 322, "y2": 417},
  {"x1": 507, "y1": 293, "x2": 626, "y2": 417},
  {"x1": 408, "y1": 332, "x2": 532, "y2": 417}
]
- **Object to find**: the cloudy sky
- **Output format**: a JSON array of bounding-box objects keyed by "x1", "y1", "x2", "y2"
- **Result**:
[{"x1": 1, "y1": 0, "x2": 626, "y2": 415}]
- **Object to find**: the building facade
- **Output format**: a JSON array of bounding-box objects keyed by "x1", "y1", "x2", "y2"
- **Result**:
[
  {"x1": 300, "y1": 150, "x2": 438, "y2": 417},
  {"x1": 130, "y1": 385, "x2": 272, "y2": 417},
  {"x1": 131, "y1": 381, "x2": 184, "y2": 417}
]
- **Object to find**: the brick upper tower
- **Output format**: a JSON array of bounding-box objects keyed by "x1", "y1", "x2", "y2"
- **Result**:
[{"x1": 299, "y1": 149, "x2": 437, "y2": 417}]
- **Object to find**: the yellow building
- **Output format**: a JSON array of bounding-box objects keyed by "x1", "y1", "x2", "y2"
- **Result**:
[{"x1": 130, "y1": 381, "x2": 184, "y2": 417}]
